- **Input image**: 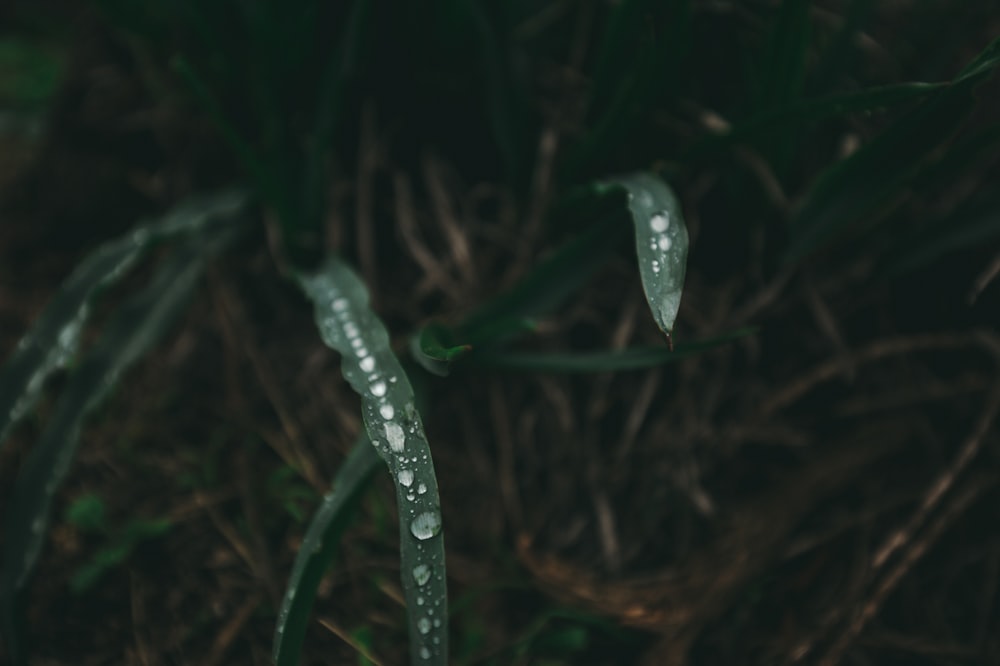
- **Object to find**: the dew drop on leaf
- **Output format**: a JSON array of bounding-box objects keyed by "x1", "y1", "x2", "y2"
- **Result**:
[
  {"x1": 412, "y1": 563, "x2": 432, "y2": 585},
  {"x1": 410, "y1": 510, "x2": 442, "y2": 540}
]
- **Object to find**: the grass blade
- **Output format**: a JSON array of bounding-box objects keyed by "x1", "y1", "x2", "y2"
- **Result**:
[
  {"x1": 0, "y1": 225, "x2": 238, "y2": 662},
  {"x1": 785, "y1": 37, "x2": 1000, "y2": 263},
  {"x1": 0, "y1": 190, "x2": 247, "y2": 446},
  {"x1": 473, "y1": 328, "x2": 756, "y2": 373},
  {"x1": 603, "y1": 172, "x2": 689, "y2": 342},
  {"x1": 884, "y1": 191, "x2": 1000, "y2": 277},
  {"x1": 461, "y1": 211, "x2": 627, "y2": 342},
  {"x1": 687, "y1": 80, "x2": 948, "y2": 161},
  {"x1": 273, "y1": 435, "x2": 381, "y2": 666},
  {"x1": 297, "y1": 259, "x2": 448, "y2": 665}
]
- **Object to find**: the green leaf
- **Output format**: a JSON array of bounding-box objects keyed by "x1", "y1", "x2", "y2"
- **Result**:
[
  {"x1": 754, "y1": 0, "x2": 811, "y2": 113},
  {"x1": 0, "y1": 190, "x2": 247, "y2": 447},
  {"x1": 473, "y1": 328, "x2": 756, "y2": 373},
  {"x1": 297, "y1": 258, "x2": 448, "y2": 665},
  {"x1": 69, "y1": 518, "x2": 171, "y2": 594},
  {"x1": 567, "y1": 0, "x2": 691, "y2": 177},
  {"x1": 64, "y1": 494, "x2": 107, "y2": 534},
  {"x1": 602, "y1": 172, "x2": 690, "y2": 340},
  {"x1": 410, "y1": 324, "x2": 474, "y2": 377},
  {"x1": 0, "y1": 221, "x2": 239, "y2": 662},
  {"x1": 785, "y1": 37, "x2": 1000, "y2": 262},
  {"x1": 687, "y1": 80, "x2": 948, "y2": 161},
  {"x1": 885, "y1": 192, "x2": 1000, "y2": 277},
  {"x1": 461, "y1": 210, "x2": 627, "y2": 342},
  {"x1": 411, "y1": 203, "x2": 628, "y2": 375},
  {"x1": 273, "y1": 435, "x2": 381, "y2": 666},
  {"x1": 0, "y1": 37, "x2": 64, "y2": 110}
]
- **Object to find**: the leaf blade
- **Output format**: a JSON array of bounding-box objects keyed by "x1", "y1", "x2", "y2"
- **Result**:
[
  {"x1": 0, "y1": 190, "x2": 247, "y2": 446},
  {"x1": 604, "y1": 172, "x2": 690, "y2": 339},
  {"x1": 0, "y1": 222, "x2": 239, "y2": 661},
  {"x1": 273, "y1": 435, "x2": 381, "y2": 666},
  {"x1": 297, "y1": 259, "x2": 448, "y2": 665}
]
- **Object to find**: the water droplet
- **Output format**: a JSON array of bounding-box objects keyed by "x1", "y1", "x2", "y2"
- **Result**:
[
  {"x1": 359, "y1": 356, "x2": 375, "y2": 372},
  {"x1": 651, "y1": 260, "x2": 661, "y2": 274},
  {"x1": 418, "y1": 617, "x2": 431, "y2": 634},
  {"x1": 379, "y1": 404, "x2": 395, "y2": 420},
  {"x1": 332, "y1": 298, "x2": 349, "y2": 312},
  {"x1": 385, "y1": 422, "x2": 405, "y2": 452},
  {"x1": 409, "y1": 511, "x2": 442, "y2": 540},
  {"x1": 650, "y1": 212, "x2": 670, "y2": 233},
  {"x1": 658, "y1": 235, "x2": 672, "y2": 251},
  {"x1": 433, "y1": 618, "x2": 441, "y2": 628},
  {"x1": 412, "y1": 563, "x2": 432, "y2": 585},
  {"x1": 398, "y1": 469, "x2": 414, "y2": 487},
  {"x1": 417, "y1": 483, "x2": 427, "y2": 495},
  {"x1": 420, "y1": 647, "x2": 431, "y2": 659},
  {"x1": 371, "y1": 380, "x2": 387, "y2": 397},
  {"x1": 351, "y1": 338, "x2": 364, "y2": 350}
]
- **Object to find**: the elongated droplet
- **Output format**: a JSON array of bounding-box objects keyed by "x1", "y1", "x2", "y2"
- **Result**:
[{"x1": 385, "y1": 422, "x2": 405, "y2": 452}]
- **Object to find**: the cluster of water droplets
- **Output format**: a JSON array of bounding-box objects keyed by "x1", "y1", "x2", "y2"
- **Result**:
[
  {"x1": 619, "y1": 175, "x2": 689, "y2": 336},
  {"x1": 305, "y1": 266, "x2": 446, "y2": 661}
]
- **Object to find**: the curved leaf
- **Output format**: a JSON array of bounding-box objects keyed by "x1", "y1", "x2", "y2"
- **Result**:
[
  {"x1": 473, "y1": 328, "x2": 756, "y2": 373},
  {"x1": 297, "y1": 259, "x2": 448, "y2": 665},
  {"x1": 0, "y1": 190, "x2": 247, "y2": 446},
  {"x1": 603, "y1": 172, "x2": 690, "y2": 341},
  {"x1": 273, "y1": 435, "x2": 380, "y2": 666},
  {"x1": 0, "y1": 224, "x2": 239, "y2": 662}
]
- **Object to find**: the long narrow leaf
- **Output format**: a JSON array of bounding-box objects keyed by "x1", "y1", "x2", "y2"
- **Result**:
[
  {"x1": 0, "y1": 224, "x2": 239, "y2": 662},
  {"x1": 412, "y1": 207, "x2": 629, "y2": 376},
  {"x1": 602, "y1": 172, "x2": 690, "y2": 341},
  {"x1": 473, "y1": 328, "x2": 756, "y2": 373},
  {"x1": 273, "y1": 435, "x2": 381, "y2": 666},
  {"x1": 0, "y1": 190, "x2": 247, "y2": 445},
  {"x1": 785, "y1": 37, "x2": 1000, "y2": 262},
  {"x1": 297, "y1": 259, "x2": 448, "y2": 665}
]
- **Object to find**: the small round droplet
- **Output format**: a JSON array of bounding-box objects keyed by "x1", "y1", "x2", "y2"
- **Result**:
[
  {"x1": 420, "y1": 647, "x2": 431, "y2": 659},
  {"x1": 359, "y1": 356, "x2": 375, "y2": 372},
  {"x1": 417, "y1": 483, "x2": 427, "y2": 495},
  {"x1": 398, "y1": 469, "x2": 414, "y2": 487},
  {"x1": 370, "y1": 380, "x2": 387, "y2": 397},
  {"x1": 332, "y1": 297, "x2": 349, "y2": 312},
  {"x1": 418, "y1": 617, "x2": 431, "y2": 634},
  {"x1": 409, "y1": 510, "x2": 442, "y2": 540},
  {"x1": 379, "y1": 404, "x2": 395, "y2": 420},
  {"x1": 650, "y1": 212, "x2": 670, "y2": 233}
]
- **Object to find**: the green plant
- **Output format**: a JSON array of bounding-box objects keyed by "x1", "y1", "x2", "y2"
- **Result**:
[
  {"x1": 63, "y1": 493, "x2": 172, "y2": 594},
  {"x1": 2, "y1": 1, "x2": 999, "y2": 664}
]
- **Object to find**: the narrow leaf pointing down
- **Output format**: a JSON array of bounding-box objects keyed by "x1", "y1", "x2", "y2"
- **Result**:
[{"x1": 604, "y1": 172, "x2": 690, "y2": 342}]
